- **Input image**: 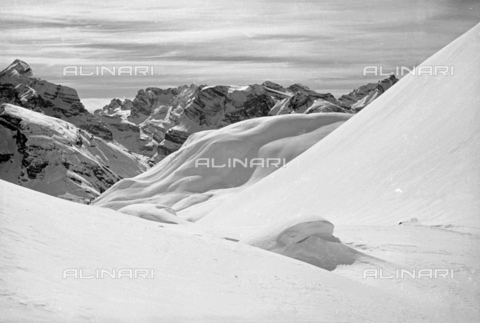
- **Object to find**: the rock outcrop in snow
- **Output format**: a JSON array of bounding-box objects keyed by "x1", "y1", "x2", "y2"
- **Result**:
[{"x1": 0, "y1": 103, "x2": 148, "y2": 203}]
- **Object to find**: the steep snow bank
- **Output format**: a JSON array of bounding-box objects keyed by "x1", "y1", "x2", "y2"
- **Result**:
[{"x1": 199, "y1": 23, "x2": 480, "y2": 243}]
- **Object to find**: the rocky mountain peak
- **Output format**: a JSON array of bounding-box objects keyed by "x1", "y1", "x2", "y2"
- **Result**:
[
  {"x1": 1, "y1": 59, "x2": 33, "y2": 78},
  {"x1": 377, "y1": 74, "x2": 399, "y2": 91},
  {"x1": 262, "y1": 81, "x2": 286, "y2": 92},
  {"x1": 0, "y1": 60, "x2": 113, "y2": 140},
  {"x1": 338, "y1": 74, "x2": 399, "y2": 110}
]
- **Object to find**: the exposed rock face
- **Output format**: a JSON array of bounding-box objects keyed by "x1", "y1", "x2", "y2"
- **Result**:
[
  {"x1": 338, "y1": 74, "x2": 398, "y2": 111},
  {"x1": 0, "y1": 59, "x2": 113, "y2": 140},
  {"x1": 0, "y1": 103, "x2": 148, "y2": 203},
  {"x1": 267, "y1": 83, "x2": 345, "y2": 115},
  {"x1": 96, "y1": 84, "x2": 278, "y2": 162},
  {"x1": 94, "y1": 86, "x2": 191, "y2": 159}
]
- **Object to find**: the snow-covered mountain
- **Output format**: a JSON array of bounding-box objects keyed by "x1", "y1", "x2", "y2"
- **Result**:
[
  {"x1": 0, "y1": 62, "x2": 151, "y2": 202},
  {"x1": 0, "y1": 60, "x2": 113, "y2": 140},
  {"x1": 0, "y1": 59, "x2": 395, "y2": 202},
  {"x1": 0, "y1": 103, "x2": 148, "y2": 203},
  {"x1": 95, "y1": 77, "x2": 395, "y2": 162},
  {"x1": 0, "y1": 59, "x2": 395, "y2": 166},
  {"x1": 1, "y1": 21, "x2": 479, "y2": 323}
]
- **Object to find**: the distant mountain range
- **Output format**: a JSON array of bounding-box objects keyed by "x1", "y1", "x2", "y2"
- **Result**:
[
  {"x1": 0, "y1": 59, "x2": 398, "y2": 202},
  {"x1": 94, "y1": 74, "x2": 397, "y2": 163}
]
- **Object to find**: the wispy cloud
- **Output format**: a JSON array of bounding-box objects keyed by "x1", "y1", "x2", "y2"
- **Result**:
[{"x1": 1, "y1": 0, "x2": 479, "y2": 111}]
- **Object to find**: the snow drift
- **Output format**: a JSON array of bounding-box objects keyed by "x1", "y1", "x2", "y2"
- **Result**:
[{"x1": 94, "y1": 113, "x2": 352, "y2": 220}]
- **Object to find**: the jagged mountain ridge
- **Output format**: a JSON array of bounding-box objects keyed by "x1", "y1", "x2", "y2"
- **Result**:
[
  {"x1": 1, "y1": 60, "x2": 398, "y2": 164},
  {"x1": 0, "y1": 60, "x2": 398, "y2": 202},
  {"x1": 96, "y1": 76, "x2": 397, "y2": 162}
]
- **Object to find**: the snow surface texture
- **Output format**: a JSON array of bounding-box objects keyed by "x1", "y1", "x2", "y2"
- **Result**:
[
  {"x1": 0, "y1": 104, "x2": 148, "y2": 202},
  {"x1": 94, "y1": 113, "x2": 352, "y2": 221},
  {"x1": 2, "y1": 179, "x2": 479, "y2": 322}
]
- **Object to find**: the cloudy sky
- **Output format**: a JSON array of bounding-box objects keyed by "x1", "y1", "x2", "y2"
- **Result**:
[{"x1": 1, "y1": 0, "x2": 479, "y2": 111}]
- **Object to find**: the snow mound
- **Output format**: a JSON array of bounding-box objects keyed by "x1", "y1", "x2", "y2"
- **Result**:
[
  {"x1": 242, "y1": 216, "x2": 383, "y2": 271},
  {"x1": 199, "y1": 23, "x2": 480, "y2": 243},
  {"x1": 270, "y1": 219, "x2": 336, "y2": 247},
  {"x1": 94, "y1": 113, "x2": 352, "y2": 220},
  {"x1": 271, "y1": 226, "x2": 357, "y2": 271}
]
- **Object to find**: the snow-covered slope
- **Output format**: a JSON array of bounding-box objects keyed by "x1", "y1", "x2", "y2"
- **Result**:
[
  {"x1": 94, "y1": 113, "x2": 352, "y2": 220},
  {"x1": 198, "y1": 22, "x2": 480, "y2": 245},
  {"x1": 0, "y1": 104, "x2": 148, "y2": 203},
  {"x1": 1, "y1": 179, "x2": 453, "y2": 322}
]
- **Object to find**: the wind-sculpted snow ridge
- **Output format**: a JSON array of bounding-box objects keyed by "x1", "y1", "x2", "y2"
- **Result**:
[
  {"x1": 199, "y1": 21, "x2": 480, "y2": 248},
  {"x1": 0, "y1": 60, "x2": 113, "y2": 140},
  {"x1": 94, "y1": 113, "x2": 352, "y2": 220},
  {"x1": 95, "y1": 76, "x2": 395, "y2": 162},
  {"x1": 0, "y1": 104, "x2": 148, "y2": 203},
  {"x1": 249, "y1": 217, "x2": 369, "y2": 271}
]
